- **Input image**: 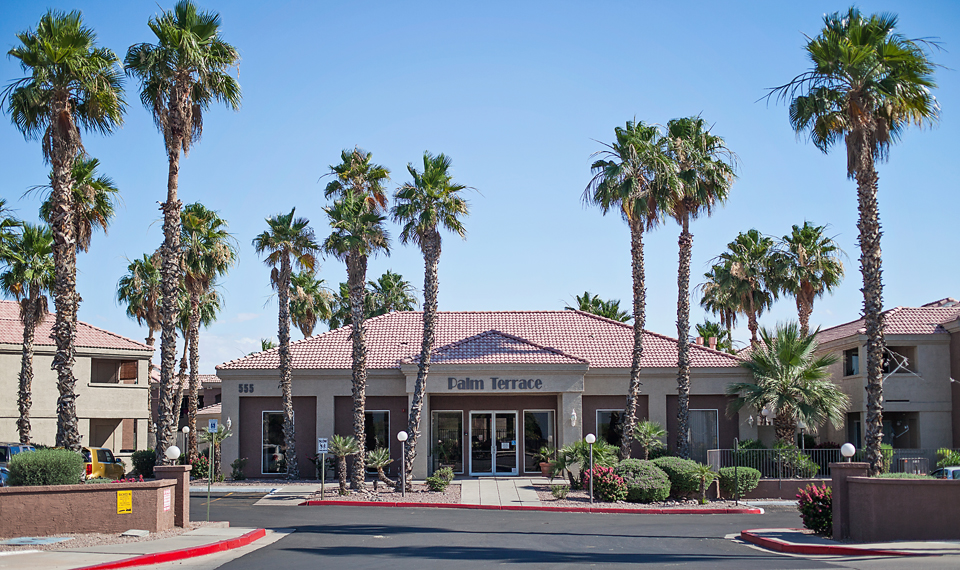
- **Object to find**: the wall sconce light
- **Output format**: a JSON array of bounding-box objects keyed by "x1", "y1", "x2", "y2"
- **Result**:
[
  {"x1": 570, "y1": 409, "x2": 577, "y2": 427},
  {"x1": 747, "y1": 415, "x2": 754, "y2": 427}
]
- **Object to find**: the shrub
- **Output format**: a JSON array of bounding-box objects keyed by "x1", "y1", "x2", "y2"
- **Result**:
[
  {"x1": 8, "y1": 448, "x2": 83, "y2": 486},
  {"x1": 582, "y1": 465, "x2": 628, "y2": 502},
  {"x1": 85, "y1": 477, "x2": 114, "y2": 484},
  {"x1": 131, "y1": 449, "x2": 156, "y2": 478},
  {"x1": 651, "y1": 456, "x2": 703, "y2": 497},
  {"x1": 231, "y1": 457, "x2": 248, "y2": 480},
  {"x1": 879, "y1": 443, "x2": 894, "y2": 473},
  {"x1": 797, "y1": 483, "x2": 831, "y2": 535},
  {"x1": 614, "y1": 459, "x2": 671, "y2": 503},
  {"x1": 936, "y1": 448, "x2": 960, "y2": 468},
  {"x1": 813, "y1": 441, "x2": 841, "y2": 449},
  {"x1": 551, "y1": 439, "x2": 618, "y2": 489},
  {"x1": 550, "y1": 484, "x2": 569, "y2": 499},
  {"x1": 875, "y1": 472, "x2": 934, "y2": 479},
  {"x1": 183, "y1": 453, "x2": 209, "y2": 479},
  {"x1": 426, "y1": 467, "x2": 454, "y2": 491},
  {"x1": 718, "y1": 467, "x2": 761, "y2": 497}
]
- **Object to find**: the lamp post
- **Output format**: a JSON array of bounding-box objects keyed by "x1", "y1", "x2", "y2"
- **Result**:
[
  {"x1": 841, "y1": 443, "x2": 856, "y2": 463},
  {"x1": 397, "y1": 431, "x2": 408, "y2": 498},
  {"x1": 761, "y1": 407, "x2": 772, "y2": 426},
  {"x1": 797, "y1": 420, "x2": 806, "y2": 452},
  {"x1": 165, "y1": 445, "x2": 181, "y2": 462},
  {"x1": 585, "y1": 433, "x2": 596, "y2": 505}
]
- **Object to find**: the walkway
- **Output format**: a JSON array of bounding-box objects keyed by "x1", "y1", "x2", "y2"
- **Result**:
[{"x1": 459, "y1": 477, "x2": 545, "y2": 507}]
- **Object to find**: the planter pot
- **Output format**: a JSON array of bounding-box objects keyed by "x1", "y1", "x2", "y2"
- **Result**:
[{"x1": 540, "y1": 462, "x2": 551, "y2": 477}]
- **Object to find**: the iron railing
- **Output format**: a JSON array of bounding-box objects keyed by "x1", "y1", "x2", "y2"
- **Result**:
[{"x1": 706, "y1": 448, "x2": 959, "y2": 479}]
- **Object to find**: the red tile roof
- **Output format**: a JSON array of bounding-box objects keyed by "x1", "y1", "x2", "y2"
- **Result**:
[
  {"x1": 149, "y1": 365, "x2": 221, "y2": 388},
  {"x1": 0, "y1": 300, "x2": 152, "y2": 352},
  {"x1": 197, "y1": 403, "x2": 221, "y2": 416},
  {"x1": 816, "y1": 301, "x2": 960, "y2": 345},
  {"x1": 403, "y1": 330, "x2": 589, "y2": 366},
  {"x1": 218, "y1": 310, "x2": 741, "y2": 370}
]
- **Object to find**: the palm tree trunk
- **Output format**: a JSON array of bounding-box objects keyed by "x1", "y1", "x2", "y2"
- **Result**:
[
  {"x1": 747, "y1": 291, "x2": 759, "y2": 347},
  {"x1": 278, "y1": 254, "x2": 299, "y2": 479},
  {"x1": 404, "y1": 231, "x2": 440, "y2": 485},
  {"x1": 18, "y1": 299, "x2": 38, "y2": 445},
  {"x1": 347, "y1": 252, "x2": 368, "y2": 490},
  {"x1": 173, "y1": 342, "x2": 188, "y2": 436},
  {"x1": 675, "y1": 216, "x2": 693, "y2": 460},
  {"x1": 773, "y1": 413, "x2": 797, "y2": 443},
  {"x1": 853, "y1": 132, "x2": 886, "y2": 477},
  {"x1": 146, "y1": 331, "x2": 157, "y2": 449},
  {"x1": 620, "y1": 219, "x2": 646, "y2": 459},
  {"x1": 797, "y1": 294, "x2": 813, "y2": 338},
  {"x1": 338, "y1": 456, "x2": 349, "y2": 495},
  {"x1": 187, "y1": 292, "x2": 200, "y2": 463}
]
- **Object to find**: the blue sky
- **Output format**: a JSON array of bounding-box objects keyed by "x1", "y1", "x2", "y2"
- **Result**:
[{"x1": 2, "y1": 1, "x2": 958, "y2": 372}]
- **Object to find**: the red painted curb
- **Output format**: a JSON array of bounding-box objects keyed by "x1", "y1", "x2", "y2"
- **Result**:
[
  {"x1": 72, "y1": 528, "x2": 267, "y2": 570},
  {"x1": 739, "y1": 529, "x2": 932, "y2": 557},
  {"x1": 299, "y1": 499, "x2": 762, "y2": 515}
]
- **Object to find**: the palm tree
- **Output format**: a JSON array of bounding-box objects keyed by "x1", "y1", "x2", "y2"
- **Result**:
[
  {"x1": 125, "y1": 0, "x2": 241, "y2": 464},
  {"x1": 775, "y1": 222, "x2": 844, "y2": 337},
  {"x1": 715, "y1": 230, "x2": 780, "y2": 347},
  {"x1": 632, "y1": 420, "x2": 667, "y2": 460},
  {"x1": 253, "y1": 208, "x2": 320, "y2": 479},
  {"x1": 324, "y1": 148, "x2": 391, "y2": 213},
  {"x1": 117, "y1": 252, "x2": 162, "y2": 443},
  {"x1": 368, "y1": 270, "x2": 420, "y2": 316},
  {"x1": 771, "y1": 7, "x2": 939, "y2": 475},
  {"x1": 565, "y1": 291, "x2": 631, "y2": 322},
  {"x1": 365, "y1": 447, "x2": 395, "y2": 487},
  {"x1": 4, "y1": 10, "x2": 125, "y2": 450},
  {"x1": 694, "y1": 320, "x2": 735, "y2": 354},
  {"x1": 0, "y1": 200, "x2": 20, "y2": 255},
  {"x1": 664, "y1": 116, "x2": 737, "y2": 460},
  {"x1": 289, "y1": 270, "x2": 333, "y2": 339},
  {"x1": 391, "y1": 151, "x2": 469, "y2": 480},
  {"x1": 726, "y1": 322, "x2": 849, "y2": 442},
  {"x1": 329, "y1": 434, "x2": 360, "y2": 496},
  {"x1": 173, "y1": 286, "x2": 221, "y2": 426},
  {"x1": 38, "y1": 157, "x2": 119, "y2": 253},
  {"x1": 323, "y1": 191, "x2": 391, "y2": 489},
  {"x1": 0, "y1": 224, "x2": 54, "y2": 444},
  {"x1": 583, "y1": 120, "x2": 673, "y2": 459},
  {"x1": 181, "y1": 203, "x2": 236, "y2": 461},
  {"x1": 698, "y1": 264, "x2": 739, "y2": 335}
]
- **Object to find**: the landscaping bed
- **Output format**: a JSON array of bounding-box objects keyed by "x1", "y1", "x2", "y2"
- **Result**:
[
  {"x1": 534, "y1": 485, "x2": 746, "y2": 510},
  {"x1": 307, "y1": 482, "x2": 460, "y2": 504},
  {"x1": 0, "y1": 521, "x2": 225, "y2": 552}
]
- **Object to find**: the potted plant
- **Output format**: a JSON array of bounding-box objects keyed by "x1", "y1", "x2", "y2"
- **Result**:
[{"x1": 533, "y1": 446, "x2": 556, "y2": 477}]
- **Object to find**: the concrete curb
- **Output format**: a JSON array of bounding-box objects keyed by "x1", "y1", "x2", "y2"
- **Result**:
[
  {"x1": 300, "y1": 500, "x2": 764, "y2": 514},
  {"x1": 71, "y1": 528, "x2": 267, "y2": 570},
  {"x1": 739, "y1": 529, "x2": 933, "y2": 557}
]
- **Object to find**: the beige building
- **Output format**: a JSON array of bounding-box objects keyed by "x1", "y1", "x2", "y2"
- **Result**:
[
  {"x1": 216, "y1": 310, "x2": 759, "y2": 479},
  {"x1": 0, "y1": 301, "x2": 153, "y2": 458},
  {"x1": 815, "y1": 298, "x2": 960, "y2": 450}
]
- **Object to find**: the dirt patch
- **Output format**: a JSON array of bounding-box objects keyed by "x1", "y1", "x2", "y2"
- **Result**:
[
  {"x1": 308, "y1": 482, "x2": 461, "y2": 504},
  {"x1": 0, "y1": 521, "x2": 227, "y2": 552},
  {"x1": 534, "y1": 485, "x2": 748, "y2": 510}
]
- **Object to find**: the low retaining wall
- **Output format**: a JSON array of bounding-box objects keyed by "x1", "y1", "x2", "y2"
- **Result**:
[
  {"x1": 0, "y1": 480, "x2": 177, "y2": 538},
  {"x1": 846, "y1": 477, "x2": 960, "y2": 542}
]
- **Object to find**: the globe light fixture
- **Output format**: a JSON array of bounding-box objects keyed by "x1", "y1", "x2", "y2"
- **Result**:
[
  {"x1": 398, "y1": 431, "x2": 409, "y2": 498},
  {"x1": 585, "y1": 433, "x2": 596, "y2": 505},
  {"x1": 584, "y1": 433, "x2": 596, "y2": 444},
  {"x1": 841, "y1": 443, "x2": 856, "y2": 462},
  {"x1": 182, "y1": 426, "x2": 190, "y2": 434},
  {"x1": 165, "y1": 445, "x2": 181, "y2": 461},
  {"x1": 397, "y1": 431, "x2": 408, "y2": 442}
]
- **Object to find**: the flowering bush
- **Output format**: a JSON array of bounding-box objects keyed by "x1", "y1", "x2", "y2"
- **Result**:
[
  {"x1": 187, "y1": 453, "x2": 209, "y2": 479},
  {"x1": 797, "y1": 483, "x2": 832, "y2": 535},
  {"x1": 112, "y1": 475, "x2": 145, "y2": 483},
  {"x1": 582, "y1": 465, "x2": 628, "y2": 502}
]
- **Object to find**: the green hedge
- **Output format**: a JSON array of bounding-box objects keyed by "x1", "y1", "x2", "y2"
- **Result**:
[
  {"x1": 718, "y1": 467, "x2": 761, "y2": 497},
  {"x1": 651, "y1": 456, "x2": 706, "y2": 498},
  {"x1": 614, "y1": 459, "x2": 671, "y2": 503},
  {"x1": 131, "y1": 449, "x2": 156, "y2": 478},
  {"x1": 8, "y1": 448, "x2": 84, "y2": 486},
  {"x1": 874, "y1": 473, "x2": 934, "y2": 479}
]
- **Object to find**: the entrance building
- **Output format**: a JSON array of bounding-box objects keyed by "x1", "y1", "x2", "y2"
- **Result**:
[{"x1": 217, "y1": 311, "x2": 757, "y2": 479}]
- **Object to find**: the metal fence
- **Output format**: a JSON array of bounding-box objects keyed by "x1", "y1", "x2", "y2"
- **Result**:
[{"x1": 706, "y1": 448, "x2": 958, "y2": 479}]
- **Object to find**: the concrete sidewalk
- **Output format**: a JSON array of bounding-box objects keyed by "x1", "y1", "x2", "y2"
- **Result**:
[
  {"x1": 0, "y1": 526, "x2": 266, "y2": 570},
  {"x1": 459, "y1": 477, "x2": 545, "y2": 507},
  {"x1": 741, "y1": 528, "x2": 960, "y2": 557},
  {"x1": 191, "y1": 484, "x2": 320, "y2": 506}
]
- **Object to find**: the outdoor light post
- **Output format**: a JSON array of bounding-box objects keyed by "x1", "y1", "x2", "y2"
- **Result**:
[
  {"x1": 585, "y1": 433, "x2": 596, "y2": 505},
  {"x1": 733, "y1": 437, "x2": 739, "y2": 506},
  {"x1": 398, "y1": 431, "x2": 408, "y2": 498},
  {"x1": 797, "y1": 420, "x2": 806, "y2": 452},
  {"x1": 841, "y1": 443, "x2": 856, "y2": 463}
]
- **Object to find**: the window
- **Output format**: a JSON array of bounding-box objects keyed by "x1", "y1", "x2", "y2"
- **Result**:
[
  {"x1": 91, "y1": 359, "x2": 139, "y2": 384},
  {"x1": 97, "y1": 448, "x2": 115, "y2": 464},
  {"x1": 597, "y1": 410, "x2": 625, "y2": 447},
  {"x1": 883, "y1": 346, "x2": 917, "y2": 374},
  {"x1": 523, "y1": 410, "x2": 555, "y2": 473},
  {"x1": 262, "y1": 411, "x2": 285, "y2": 474},
  {"x1": 431, "y1": 411, "x2": 463, "y2": 473},
  {"x1": 364, "y1": 411, "x2": 389, "y2": 452},
  {"x1": 688, "y1": 409, "x2": 719, "y2": 464},
  {"x1": 843, "y1": 348, "x2": 859, "y2": 376}
]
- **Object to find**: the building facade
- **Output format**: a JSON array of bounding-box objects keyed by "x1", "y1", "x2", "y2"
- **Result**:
[
  {"x1": 216, "y1": 310, "x2": 759, "y2": 479},
  {"x1": 0, "y1": 301, "x2": 153, "y2": 457}
]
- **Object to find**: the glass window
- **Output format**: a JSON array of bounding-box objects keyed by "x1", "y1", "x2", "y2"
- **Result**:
[
  {"x1": 843, "y1": 348, "x2": 859, "y2": 376},
  {"x1": 432, "y1": 411, "x2": 463, "y2": 473},
  {"x1": 364, "y1": 411, "x2": 389, "y2": 452},
  {"x1": 597, "y1": 410, "x2": 624, "y2": 447},
  {"x1": 0, "y1": 446, "x2": 8, "y2": 462},
  {"x1": 97, "y1": 448, "x2": 115, "y2": 463},
  {"x1": 262, "y1": 412, "x2": 285, "y2": 474},
  {"x1": 523, "y1": 411, "x2": 555, "y2": 473},
  {"x1": 688, "y1": 409, "x2": 719, "y2": 464}
]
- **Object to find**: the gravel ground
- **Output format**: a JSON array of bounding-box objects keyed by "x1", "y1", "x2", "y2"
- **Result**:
[
  {"x1": 308, "y1": 481, "x2": 461, "y2": 503},
  {"x1": 534, "y1": 485, "x2": 753, "y2": 510},
  {"x1": 0, "y1": 521, "x2": 226, "y2": 552}
]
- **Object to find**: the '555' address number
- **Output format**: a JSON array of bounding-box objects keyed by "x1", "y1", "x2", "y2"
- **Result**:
[{"x1": 238, "y1": 383, "x2": 255, "y2": 393}]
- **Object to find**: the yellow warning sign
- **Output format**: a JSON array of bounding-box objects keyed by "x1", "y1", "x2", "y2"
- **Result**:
[{"x1": 117, "y1": 490, "x2": 132, "y2": 514}]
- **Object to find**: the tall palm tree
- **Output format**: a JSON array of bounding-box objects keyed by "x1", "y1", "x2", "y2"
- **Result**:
[
  {"x1": 173, "y1": 286, "x2": 221, "y2": 427},
  {"x1": 564, "y1": 291, "x2": 631, "y2": 323},
  {"x1": 4, "y1": 10, "x2": 125, "y2": 450},
  {"x1": 391, "y1": 151, "x2": 469, "y2": 480},
  {"x1": 695, "y1": 320, "x2": 735, "y2": 354},
  {"x1": 0, "y1": 224, "x2": 55, "y2": 444},
  {"x1": 125, "y1": 0, "x2": 241, "y2": 464},
  {"x1": 324, "y1": 148, "x2": 391, "y2": 213},
  {"x1": 38, "y1": 157, "x2": 119, "y2": 253},
  {"x1": 775, "y1": 222, "x2": 845, "y2": 337},
  {"x1": 368, "y1": 270, "x2": 420, "y2": 316},
  {"x1": 181, "y1": 203, "x2": 236, "y2": 461},
  {"x1": 727, "y1": 322, "x2": 849, "y2": 442},
  {"x1": 663, "y1": 116, "x2": 737, "y2": 459},
  {"x1": 117, "y1": 252, "x2": 162, "y2": 443},
  {"x1": 253, "y1": 208, "x2": 320, "y2": 479},
  {"x1": 716, "y1": 230, "x2": 780, "y2": 346},
  {"x1": 771, "y1": 7, "x2": 939, "y2": 475},
  {"x1": 583, "y1": 120, "x2": 673, "y2": 459},
  {"x1": 289, "y1": 270, "x2": 332, "y2": 339},
  {"x1": 0, "y1": 200, "x2": 20, "y2": 255},
  {"x1": 323, "y1": 192, "x2": 391, "y2": 489},
  {"x1": 698, "y1": 264, "x2": 739, "y2": 334}
]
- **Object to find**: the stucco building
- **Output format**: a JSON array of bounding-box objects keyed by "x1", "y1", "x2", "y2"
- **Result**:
[
  {"x1": 216, "y1": 310, "x2": 759, "y2": 479},
  {"x1": 0, "y1": 301, "x2": 153, "y2": 457}
]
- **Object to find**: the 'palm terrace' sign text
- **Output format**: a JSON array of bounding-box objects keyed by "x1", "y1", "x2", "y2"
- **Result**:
[{"x1": 447, "y1": 377, "x2": 544, "y2": 391}]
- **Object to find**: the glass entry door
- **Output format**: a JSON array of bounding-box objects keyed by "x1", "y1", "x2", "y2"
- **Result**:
[{"x1": 469, "y1": 412, "x2": 518, "y2": 475}]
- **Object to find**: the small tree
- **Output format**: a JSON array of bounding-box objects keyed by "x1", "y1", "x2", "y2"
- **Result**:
[
  {"x1": 365, "y1": 447, "x2": 395, "y2": 487},
  {"x1": 632, "y1": 421, "x2": 667, "y2": 460},
  {"x1": 198, "y1": 420, "x2": 232, "y2": 481},
  {"x1": 330, "y1": 435, "x2": 360, "y2": 496}
]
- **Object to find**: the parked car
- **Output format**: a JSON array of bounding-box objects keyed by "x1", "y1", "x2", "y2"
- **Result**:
[
  {"x1": 930, "y1": 466, "x2": 960, "y2": 480},
  {"x1": 82, "y1": 447, "x2": 125, "y2": 480},
  {"x1": 0, "y1": 442, "x2": 37, "y2": 487}
]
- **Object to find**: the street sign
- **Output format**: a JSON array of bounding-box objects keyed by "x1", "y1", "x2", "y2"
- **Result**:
[
  {"x1": 317, "y1": 437, "x2": 328, "y2": 454},
  {"x1": 208, "y1": 419, "x2": 218, "y2": 431}
]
